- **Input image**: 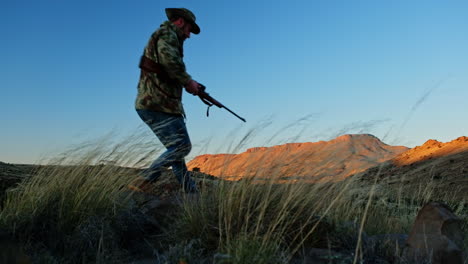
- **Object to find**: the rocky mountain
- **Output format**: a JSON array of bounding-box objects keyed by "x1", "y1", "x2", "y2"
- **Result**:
[
  {"x1": 356, "y1": 136, "x2": 468, "y2": 201},
  {"x1": 187, "y1": 134, "x2": 409, "y2": 182},
  {"x1": 392, "y1": 136, "x2": 468, "y2": 166}
]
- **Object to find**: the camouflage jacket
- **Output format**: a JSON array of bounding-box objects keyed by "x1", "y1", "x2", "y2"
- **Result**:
[{"x1": 135, "y1": 21, "x2": 192, "y2": 116}]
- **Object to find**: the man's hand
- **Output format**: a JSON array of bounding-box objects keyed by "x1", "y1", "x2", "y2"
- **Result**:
[{"x1": 185, "y1": 79, "x2": 200, "y2": 95}]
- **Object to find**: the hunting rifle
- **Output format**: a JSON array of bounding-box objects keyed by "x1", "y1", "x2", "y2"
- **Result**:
[
  {"x1": 197, "y1": 84, "x2": 246, "y2": 122},
  {"x1": 138, "y1": 56, "x2": 245, "y2": 122}
]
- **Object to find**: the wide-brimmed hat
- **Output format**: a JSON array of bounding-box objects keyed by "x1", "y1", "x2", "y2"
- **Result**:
[{"x1": 165, "y1": 8, "x2": 200, "y2": 34}]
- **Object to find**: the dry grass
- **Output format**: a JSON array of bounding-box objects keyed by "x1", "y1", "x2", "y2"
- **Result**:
[
  {"x1": 172, "y1": 125, "x2": 468, "y2": 263},
  {"x1": 0, "y1": 125, "x2": 466, "y2": 263},
  {"x1": 0, "y1": 130, "x2": 160, "y2": 261}
]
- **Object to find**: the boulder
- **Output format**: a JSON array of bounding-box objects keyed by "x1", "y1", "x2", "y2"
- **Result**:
[{"x1": 402, "y1": 202, "x2": 465, "y2": 263}]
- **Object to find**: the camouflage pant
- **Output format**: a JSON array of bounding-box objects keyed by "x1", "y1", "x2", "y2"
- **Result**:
[{"x1": 136, "y1": 109, "x2": 197, "y2": 193}]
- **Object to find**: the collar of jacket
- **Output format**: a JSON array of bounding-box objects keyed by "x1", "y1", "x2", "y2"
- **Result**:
[{"x1": 161, "y1": 21, "x2": 185, "y2": 43}]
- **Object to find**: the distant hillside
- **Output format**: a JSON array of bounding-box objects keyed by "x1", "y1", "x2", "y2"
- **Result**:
[
  {"x1": 0, "y1": 162, "x2": 37, "y2": 180},
  {"x1": 356, "y1": 136, "x2": 468, "y2": 201},
  {"x1": 188, "y1": 134, "x2": 408, "y2": 182},
  {"x1": 393, "y1": 136, "x2": 468, "y2": 166},
  {"x1": 0, "y1": 162, "x2": 38, "y2": 199}
]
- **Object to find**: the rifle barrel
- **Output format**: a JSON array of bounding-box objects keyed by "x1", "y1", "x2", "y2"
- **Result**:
[
  {"x1": 197, "y1": 84, "x2": 246, "y2": 122},
  {"x1": 223, "y1": 106, "x2": 246, "y2": 122}
]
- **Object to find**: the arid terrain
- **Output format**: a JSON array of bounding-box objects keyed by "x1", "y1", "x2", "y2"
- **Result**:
[
  {"x1": 1, "y1": 134, "x2": 467, "y2": 263},
  {"x1": 189, "y1": 134, "x2": 465, "y2": 180},
  {"x1": 188, "y1": 134, "x2": 409, "y2": 182},
  {"x1": 187, "y1": 134, "x2": 468, "y2": 202},
  {"x1": 3, "y1": 134, "x2": 468, "y2": 199},
  {"x1": 357, "y1": 136, "x2": 468, "y2": 202}
]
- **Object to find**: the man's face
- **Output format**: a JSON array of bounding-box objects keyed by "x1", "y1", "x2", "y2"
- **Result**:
[{"x1": 181, "y1": 20, "x2": 192, "y2": 40}]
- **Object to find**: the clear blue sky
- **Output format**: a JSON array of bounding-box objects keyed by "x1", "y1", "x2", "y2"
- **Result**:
[{"x1": 1, "y1": 0, "x2": 467, "y2": 164}]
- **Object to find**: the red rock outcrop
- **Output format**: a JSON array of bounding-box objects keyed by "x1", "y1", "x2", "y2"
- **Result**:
[
  {"x1": 403, "y1": 202, "x2": 465, "y2": 263},
  {"x1": 393, "y1": 136, "x2": 468, "y2": 166},
  {"x1": 188, "y1": 134, "x2": 408, "y2": 182}
]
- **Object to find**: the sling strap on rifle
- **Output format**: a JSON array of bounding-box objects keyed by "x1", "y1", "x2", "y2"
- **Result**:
[
  {"x1": 197, "y1": 84, "x2": 246, "y2": 122},
  {"x1": 199, "y1": 94, "x2": 214, "y2": 117}
]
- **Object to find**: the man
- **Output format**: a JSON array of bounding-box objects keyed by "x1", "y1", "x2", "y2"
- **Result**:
[{"x1": 130, "y1": 8, "x2": 201, "y2": 194}]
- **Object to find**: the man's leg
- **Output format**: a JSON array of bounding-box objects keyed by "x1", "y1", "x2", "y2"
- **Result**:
[
  {"x1": 136, "y1": 109, "x2": 198, "y2": 192},
  {"x1": 172, "y1": 160, "x2": 197, "y2": 193}
]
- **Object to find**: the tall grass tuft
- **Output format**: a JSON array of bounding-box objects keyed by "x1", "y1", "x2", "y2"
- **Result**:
[{"x1": 0, "y1": 129, "x2": 161, "y2": 260}]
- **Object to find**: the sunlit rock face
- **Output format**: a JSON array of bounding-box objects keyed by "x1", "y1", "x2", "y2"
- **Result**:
[
  {"x1": 188, "y1": 134, "x2": 408, "y2": 182},
  {"x1": 393, "y1": 136, "x2": 468, "y2": 166}
]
